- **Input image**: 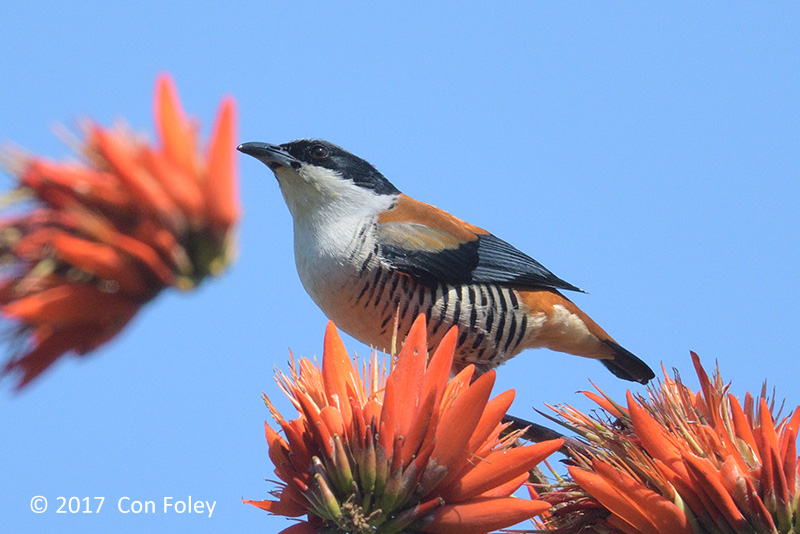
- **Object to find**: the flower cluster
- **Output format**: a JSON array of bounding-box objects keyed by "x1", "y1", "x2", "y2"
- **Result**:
[
  {"x1": 0, "y1": 74, "x2": 238, "y2": 389},
  {"x1": 538, "y1": 353, "x2": 800, "y2": 534},
  {"x1": 245, "y1": 315, "x2": 563, "y2": 534}
]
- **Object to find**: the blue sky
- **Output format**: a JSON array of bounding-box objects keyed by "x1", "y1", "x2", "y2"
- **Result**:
[{"x1": 1, "y1": 3, "x2": 798, "y2": 532}]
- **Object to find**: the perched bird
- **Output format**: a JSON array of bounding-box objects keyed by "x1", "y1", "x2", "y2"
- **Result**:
[{"x1": 239, "y1": 139, "x2": 654, "y2": 383}]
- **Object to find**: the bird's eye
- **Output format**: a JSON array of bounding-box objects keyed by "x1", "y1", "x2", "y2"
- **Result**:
[{"x1": 309, "y1": 145, "x2": 329, "y2": 160}]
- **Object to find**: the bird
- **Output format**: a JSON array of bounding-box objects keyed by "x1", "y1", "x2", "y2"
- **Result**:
[{"x1": 238, "y1": 139, "x2": 655, "y2": 384}]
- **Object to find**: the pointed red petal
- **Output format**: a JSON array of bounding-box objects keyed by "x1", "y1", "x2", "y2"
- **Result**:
[
  {"x1": 466, "y1": 388, "x2": 515, "y2": 453},
  {"x1": 682, "y1": 453, "x2": 746, "y2": 531},
  {"x1": 422, "y1": 326, "x2": 456, "y2": 402},
  {"x1": 319, "y1": 405, "x2": 345, "y2": 438},
  {"x1": 90, "y1": 126, "x2": 179, "y2": 220},
  {"x1": 321, "y1": 322, "x2": 355, "y2": 429},
  {"x1": 421, "y1": 496, "x2": 550, "y2": 534},
  {"x1": 627, "y1": 390, "x2": 689, "y2": 480},
  {"x1": 275, "y1": 522, "x2": 321, "y2": 534},
  {"x1": 430, "y1": 370, "x2": 495, "y2": 471},
  {"x1": 570, "y1": 463, "x2": 667, "y2": 534},
  {"x1": 49, "y1": 233, "x2": 152, "y2": 297},
  {"x1": 155, "y1": 74, "x2": 195, "y2": 175},
  {"x1": 138, "y1": 146, "x2": 204, "y2": 220},
  {"x1": 479, "y1": 471, "x2": 529, "y2": 498},
  {"x1": 581, "y1": 388, "x2": 625, "y2": 419},
  {"x1": 439, "y1": 439, "x2": 563, "y2": 502},
  {"x1": 242, "y1": 490, "x2": 306, "y2": 517},
  {"x1": 391, "y1": 314, "x2": 428, "y2": 438},
  {"x1": 2, "y1": 284, "x2": 139, "y2": 326},
  {"x1": 204, "y1": 96, "x2": 239, "y2": 230},
  {"x1": 728, "y1": 393, "x2": 760, "y2": 463}
]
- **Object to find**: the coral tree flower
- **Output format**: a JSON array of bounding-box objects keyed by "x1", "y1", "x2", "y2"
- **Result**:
[
  {"x1": 245, "y1": 315, "x2": 563, "y2": 534},
  {"x1": 0, "y1": 74, "x2": 239, "y2": 389},
  {"x1": 539, "y1": 353, "x2": 800, "y2": 534}
]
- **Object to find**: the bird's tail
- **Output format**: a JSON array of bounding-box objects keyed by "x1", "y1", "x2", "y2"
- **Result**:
[{"x1": 600, "y1": 339, "x2": 655, "y2": 384}]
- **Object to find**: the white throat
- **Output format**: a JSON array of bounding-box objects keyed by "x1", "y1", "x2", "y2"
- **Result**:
[
  {"x1": 271, "y1": 163, "x2": 396, "y2": 309},
  {"x1": 273, "y1": 164, "x2": 395, "y2": 230}
]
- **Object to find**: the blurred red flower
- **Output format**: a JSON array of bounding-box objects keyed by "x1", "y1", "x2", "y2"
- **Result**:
[
  {"x1": 0, "y1": 74, "x2": 239, "y2": 389},
  {"x1": 245, "y1": 315, "x2": 563, "y2": 533}
]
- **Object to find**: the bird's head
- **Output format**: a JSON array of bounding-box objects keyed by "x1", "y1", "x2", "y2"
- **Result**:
[{"x1": 238, "y1": 139, "x2": 399, "y2": 223}]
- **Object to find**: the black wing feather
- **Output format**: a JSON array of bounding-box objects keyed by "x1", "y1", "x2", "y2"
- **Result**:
[{"x1": 381, "y1": 232, "x2": 583, "y2": 292}]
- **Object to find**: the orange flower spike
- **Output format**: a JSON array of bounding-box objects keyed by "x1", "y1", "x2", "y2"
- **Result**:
[
  {"x1": 2, "y1": 75, "x2": 239, "y2": 389},
  {"x1": 154, "y1": 74, "x2": 196, "y2": 176},
  {"x1": 249, "y1": 317, "x2": 559, "y2": 533},
  {"x1": 421, "y1": 497, "x2": 551, "y2": 534},
  {"x1": 203, "y1": 96, "x2": 239, "y2": 231}
]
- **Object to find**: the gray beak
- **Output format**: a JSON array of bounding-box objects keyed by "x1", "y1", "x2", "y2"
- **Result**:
[{"x1": 237, "y1": 142, "x2": 300, "y2": 171}]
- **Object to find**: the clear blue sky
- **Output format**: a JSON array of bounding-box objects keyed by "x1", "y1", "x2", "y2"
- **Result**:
[{"x1": 2, "y1": 3, "x2": 798, "y2": 532}]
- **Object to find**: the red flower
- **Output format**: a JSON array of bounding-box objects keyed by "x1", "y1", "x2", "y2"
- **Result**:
[
  {"x1": 245, "y1": 315, "x2": 563, "y2": 533},
  {"x1": 539, "y1": 353, "x2": 800, "y2": 534},
  {"x1": 0, "y1": 74, "x2": 239, "y2": 389}
]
